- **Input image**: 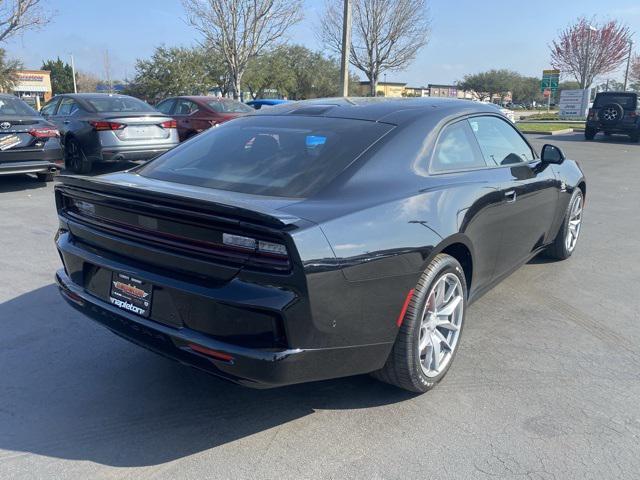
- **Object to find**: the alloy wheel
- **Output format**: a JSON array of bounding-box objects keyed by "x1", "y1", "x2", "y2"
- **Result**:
[
  {"x1": 418, "y1": 272, "x2": 464, "y2": 378},
  {"x1": 565, "y1": 193, "x2": 583, "y2": 253},
  {"x1": 602, "y1": 108, "x2": 618, "y2": 122}
]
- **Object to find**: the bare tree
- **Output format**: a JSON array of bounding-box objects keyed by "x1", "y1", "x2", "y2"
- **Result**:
[
  {"x1": 0, "y1": 0, "x2": 51, "y2": 43},
  {"x1": 550, "y1": 17, "x2": 632, "y2": 89},
  {"x1": 182, "y1": 0, "x2": 303, "y2": 99},
  {"x1": 76, "y1": 70, "x2": 100, "y2": 93},
  {"x1": 319, "y1": 0, "x2": 430, "y2": 96}
]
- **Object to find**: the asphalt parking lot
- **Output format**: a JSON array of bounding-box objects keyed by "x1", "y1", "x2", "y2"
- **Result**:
[{"x1": 1, "y1": 133, "x2": 639, "y2": 480}]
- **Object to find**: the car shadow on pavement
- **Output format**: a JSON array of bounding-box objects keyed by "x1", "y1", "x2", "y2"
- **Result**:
[
  {"x1": 0, "y1": 284, "x2": 415, "y2": 467},
  {"x1": 0, "y1": 175, "x2": 50, "y2": 193}
]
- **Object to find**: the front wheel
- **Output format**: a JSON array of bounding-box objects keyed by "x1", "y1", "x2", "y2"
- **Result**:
[
  {"x1": 372, "y1": 254, "x2": 467, "y2": 393},
  {"x1": 584, "y1": 128, "x2": 597, "y2": 140},
  {"x1": 546, "y1": 188, "x2": 584, "y2": 260}
]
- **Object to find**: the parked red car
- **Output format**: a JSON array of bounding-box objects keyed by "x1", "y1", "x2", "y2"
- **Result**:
[{"x1": 155, "y1": 96, "x2": 253, "y2": 141}]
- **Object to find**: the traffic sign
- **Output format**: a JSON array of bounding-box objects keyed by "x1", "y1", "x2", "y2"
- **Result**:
[{"x1": 540, "y1": 69, "x2": 560, "y2": 92}]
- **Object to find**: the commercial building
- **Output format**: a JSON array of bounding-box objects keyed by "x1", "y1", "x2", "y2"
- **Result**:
[{"x1": 10, "y1": 70, "x2": 53, "y2": 109}]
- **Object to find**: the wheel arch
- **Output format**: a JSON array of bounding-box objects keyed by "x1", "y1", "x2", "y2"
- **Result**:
[{"x1": 424, "y1": 234, "x2": 475, "y2": 294}]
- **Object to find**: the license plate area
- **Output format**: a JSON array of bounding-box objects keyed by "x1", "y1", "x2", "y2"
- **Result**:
[{"x1": 109, "y1": 271, "x2": 153, "y2": 317}]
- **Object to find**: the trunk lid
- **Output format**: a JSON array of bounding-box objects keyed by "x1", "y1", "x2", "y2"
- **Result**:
[
  {"x1": 55, "y1": 173, "x2": 304, "y2": 283},
  {"x1": 102, "y1": 114, "x2": 174, "y2": 141},
  {"x1": 0, "y1": 116, "x2": 53, "y2": 151}
]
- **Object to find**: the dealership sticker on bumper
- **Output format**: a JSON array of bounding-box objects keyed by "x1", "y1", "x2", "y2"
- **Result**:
[
  {"x1": 109, "y1": 272, "x2": 152, "y2": 317},
  {"x1": 0, "y1": 134, "x2": 22, "y2": 151}
]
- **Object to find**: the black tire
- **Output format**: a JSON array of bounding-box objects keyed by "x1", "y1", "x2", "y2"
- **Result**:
[
  {"x1": 629, "y1": 131, "x2": 640, "y2": 143},
  {"x1": 36, "y1": 171, "x2": 56, "y2": 182},
  {"x1": 584, "y1": 128, "x2": 597, "y2": 140},
  {"x1": 546, "y1": 188, "x2": 584, "y2": 260},
  {"x1": 64, "y1": 138, "x2": 92, "y2": 174},
  {"x1": 372, "y1": 254, "x2": 467, "y2": 393}
]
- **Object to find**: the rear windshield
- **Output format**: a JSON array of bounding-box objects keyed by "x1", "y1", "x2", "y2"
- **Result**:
[
  {"x1": 594, "y1": 93, "x2": 637, "y2": 109},
  {"x1": 138, "y1": 116, "x2": 393, "y2": 197},
  {"x1": 0, "y1": 96, "x2": 38, "y2": 116},
  {"x1": 208, "y1": 99, "x2": 253, "y2": 113},
  {"x1": 86, "y1": 96, "x2": 156, "y2": 113}
]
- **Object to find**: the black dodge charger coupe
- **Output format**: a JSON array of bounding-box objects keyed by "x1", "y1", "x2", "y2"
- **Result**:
[{"x1": 55, "y1": 98, "x2": 586, "y2": 392}]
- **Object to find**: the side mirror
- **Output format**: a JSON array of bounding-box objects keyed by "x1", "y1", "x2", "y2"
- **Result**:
[{"x1": 540, "y1": 144, "x2": 565, "y2": 164}]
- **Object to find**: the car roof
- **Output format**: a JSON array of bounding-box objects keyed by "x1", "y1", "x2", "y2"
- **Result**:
[{"x1": 251, "y1": 97, "x2": 499, "y2": 125}]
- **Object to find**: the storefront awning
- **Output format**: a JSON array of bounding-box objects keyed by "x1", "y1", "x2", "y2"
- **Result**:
[{"x1": 13, "y1": 85, "x2": 49, "y2": 93}]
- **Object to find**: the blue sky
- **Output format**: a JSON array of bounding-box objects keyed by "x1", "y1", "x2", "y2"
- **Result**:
[{"x1": 4, "y1": 0, "x2": 640, "y2": 86}]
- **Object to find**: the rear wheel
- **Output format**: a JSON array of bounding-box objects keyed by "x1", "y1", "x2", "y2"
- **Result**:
[
  {"x1": 372, "y1": 254, "x2": 466, "y2": 393},
  {"x1": 546, "y1": 188, "x2": 584, "y2": 260},
  {"x1": 584, "y1": 128, "x2": 597, "y2": 140},
  {"x1": 629, "y1": 131, "x2": 640, "y2": 143},
  {"x1": 65, "y1": 138, "x2": 92, "y2": 174}
]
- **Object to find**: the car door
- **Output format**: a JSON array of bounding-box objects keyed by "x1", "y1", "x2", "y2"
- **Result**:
[
  {"x1": 173, "y1": 99, "x2": 199, "y2": 141},
  {"x1": 53, "y1": 97, "x2": 81, "y2": 137},
  {"x1": 468, "y1": 115, "x2": 559, "y2": 278},
  {"x1": 428, "y1": 119, "x2": 505, "y2": 293}
]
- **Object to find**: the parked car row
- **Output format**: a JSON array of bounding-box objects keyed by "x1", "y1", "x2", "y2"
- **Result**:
[{"x1": 0, "y1": 91, "x2": 290, "y2": 179}]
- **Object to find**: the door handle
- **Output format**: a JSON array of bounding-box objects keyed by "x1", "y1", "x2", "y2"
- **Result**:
[
  {"x1": 505, "y1": 190, "x2": 517, "y2": 203},
  {"x1": 63, "y1": 120, "x2": 71, "y2": 124}
]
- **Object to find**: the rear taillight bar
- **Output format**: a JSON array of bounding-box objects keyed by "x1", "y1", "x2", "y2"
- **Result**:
[
  {"x1": 29, "y1": 127, "x2": 60, "y2": 138},
  {"x1": 160, "y1": 120, "x2": 177, "y2": 129},
  {"x1": 90, "y1": 121, "x2": 125, "y2": 131}
]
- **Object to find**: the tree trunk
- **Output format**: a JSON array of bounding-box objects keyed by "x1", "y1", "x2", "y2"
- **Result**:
[{"x1": 369, "y1": 72, "x2": 378, "y2": 96}]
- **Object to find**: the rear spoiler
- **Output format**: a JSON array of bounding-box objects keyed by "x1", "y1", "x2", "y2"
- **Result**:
[{"x1": 56, "y1": 175, "x2": 302, "y2": 229}]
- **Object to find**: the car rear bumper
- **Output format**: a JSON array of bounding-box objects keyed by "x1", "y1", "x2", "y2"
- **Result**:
[
  {"x1": 586, "y1": 120, "x2": 639, "y2": 133},
  {"x1": 99, "y1": 145, "x2": 177, "y2": 162},
  {"x1": 56, "y1": 268, "x2": 389, "y2": 388},
  {"x1": 0, "y1": 146, "x2": 63, "y2": 175}
]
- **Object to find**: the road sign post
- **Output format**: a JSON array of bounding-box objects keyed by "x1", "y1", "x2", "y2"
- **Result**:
[{"x1": 541, "y1": 69, "x2": 560, "y2": 111}]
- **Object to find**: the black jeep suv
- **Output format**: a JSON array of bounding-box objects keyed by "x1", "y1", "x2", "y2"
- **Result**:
[{"x1": 585, "y1": 92, "x2": 639, "y2": 142}]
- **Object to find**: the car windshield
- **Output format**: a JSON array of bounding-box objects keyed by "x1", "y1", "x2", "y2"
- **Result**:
[
  {"x1": 86, "y1": 96, "x2": 156, "y2": 113},
  {"x1": 593, "y1": 93, "x2": 637, "y2": 109},
  {"x1": 0, "y1": 97, "x2": 38, "y2": 116},
  {"x1": 207, "y1": 99, "x2": 253, "y2": 113},
  {"x1": 138, "y1": 116, "x2": 393, "y2": 197}
]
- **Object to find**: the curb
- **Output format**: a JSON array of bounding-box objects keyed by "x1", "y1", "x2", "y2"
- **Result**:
[{"x1": 519, "y1": 128, "x2": 574, "y2": 135}]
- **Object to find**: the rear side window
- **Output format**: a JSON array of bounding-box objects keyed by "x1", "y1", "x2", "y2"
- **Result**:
[
  {"x1": 430, "y1": 120, "x2": 487, "y2": 173},
  {"x1": 593, "y1": 93, "x2": 637, "y2": 110},
  {"x1": 138, "y1": 116, "x2": 393, "y2": 197},
  {"x1": 86, "y1": 96, "x2": 155, "y2": 113},
  {"x1": 469, "y1": 116, "x2": 534, "y2": 166},
  {"x1": 208, "y1": 99, "x2": 253, "y2": 113}
]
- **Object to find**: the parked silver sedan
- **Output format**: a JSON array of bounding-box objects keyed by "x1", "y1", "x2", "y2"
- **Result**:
[{"x1": 41, "y1": 93, "x2": 179, "y2": 173}]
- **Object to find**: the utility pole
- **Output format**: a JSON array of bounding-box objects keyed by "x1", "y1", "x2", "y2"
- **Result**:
[
  {"x1": 339, "y1": 0, "x2": 352, "y2": 97},
  {"x1": 70, "y1": 54, "x2": 77, "y2": 93},
  {"x1": 623, "y1": 40, "x2": 633, "y2": 91}
]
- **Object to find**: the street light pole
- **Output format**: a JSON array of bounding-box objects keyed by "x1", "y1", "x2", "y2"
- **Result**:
[
  {"x1": 70, "y1": 53, "x2": 77, "y2": 93},
  {"x1": 339, "y1": 0, "x2": 352, "y2": 97},
  {"x1": 623, "y1": 40, "x2": 633, "y2": 91}
]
